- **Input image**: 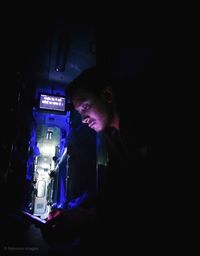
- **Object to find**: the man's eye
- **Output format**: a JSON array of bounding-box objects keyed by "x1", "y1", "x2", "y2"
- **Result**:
[{"x1": 82, "y1": 104, "x2": 90, "y2": 111}]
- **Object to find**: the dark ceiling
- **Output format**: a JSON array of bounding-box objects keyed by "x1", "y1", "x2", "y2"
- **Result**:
[{"x1": 2, "y1": 22, "x2": 96, "y2": 93}]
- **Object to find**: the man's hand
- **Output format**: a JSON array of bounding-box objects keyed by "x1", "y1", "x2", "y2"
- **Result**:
[
  {"x1": 46, "y1": 209, "x2": 62, "y2": 221},
  {"x1": 45, "y1": 209, "x2": 65, "y2": 228},
  {"x1": 40, "y1": 207, "x2": 97, "y2": 245},
  {"x1": 45, "y1": 207, "x2": 96, "y2": 229}
]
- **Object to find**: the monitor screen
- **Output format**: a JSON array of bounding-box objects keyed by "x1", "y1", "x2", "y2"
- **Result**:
[{"x1": 39, "y1": 94, "x2": 66, "y2": 112}]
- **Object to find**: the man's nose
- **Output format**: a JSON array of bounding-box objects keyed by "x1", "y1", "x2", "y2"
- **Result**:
[{"x1": 82, "y1": 116, "x2": 89, "y2": 124}]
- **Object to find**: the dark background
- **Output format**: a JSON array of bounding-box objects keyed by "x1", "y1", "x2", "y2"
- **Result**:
[{"x1": 0, "y1": 17, "x2": 166, "y2": 255}]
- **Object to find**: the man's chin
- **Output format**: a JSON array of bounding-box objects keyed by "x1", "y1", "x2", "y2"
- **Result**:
[
  {"x1": 89, "y1": 122, "x2": 105, "y2": 132},
  {"x1": 93, "y1": 127, "x2": 99, "y2": 132},
  {"x1": 91, "y1": 125, "x2": 101, "y2": 132}
]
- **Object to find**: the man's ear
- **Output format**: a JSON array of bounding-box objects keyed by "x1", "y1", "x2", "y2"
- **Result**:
[{"x1": 101, "y1": 86, "x2": 113, "y2": 103}]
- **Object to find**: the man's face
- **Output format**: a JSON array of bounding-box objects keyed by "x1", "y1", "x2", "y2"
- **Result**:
[{"x1": 73, "y1": 92, "x2": 112, "y2": 132}]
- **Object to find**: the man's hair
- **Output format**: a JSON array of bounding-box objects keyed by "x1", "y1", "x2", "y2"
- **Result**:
[{"x1": 66, "y1": 67, "x2": 108, "y2": 99}]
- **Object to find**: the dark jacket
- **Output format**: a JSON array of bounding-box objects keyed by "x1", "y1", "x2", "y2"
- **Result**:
[{"x1": 95, "y1": 115, "x2": 156, "y2": 253}]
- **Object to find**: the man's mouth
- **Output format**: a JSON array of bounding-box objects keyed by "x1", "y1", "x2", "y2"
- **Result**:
[{"x1": 88, "y1": 121, "x2": 95, "y2": 129}]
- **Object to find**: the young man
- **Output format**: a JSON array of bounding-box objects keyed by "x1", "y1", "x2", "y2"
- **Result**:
[{"x1": 42, "y1": 67, "x2": 153, "y2": 253}]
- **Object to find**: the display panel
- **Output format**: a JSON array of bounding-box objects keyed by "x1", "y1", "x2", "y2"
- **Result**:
[{"x1": 39, "y1": 94, "x2": 66, "y2": 112}]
